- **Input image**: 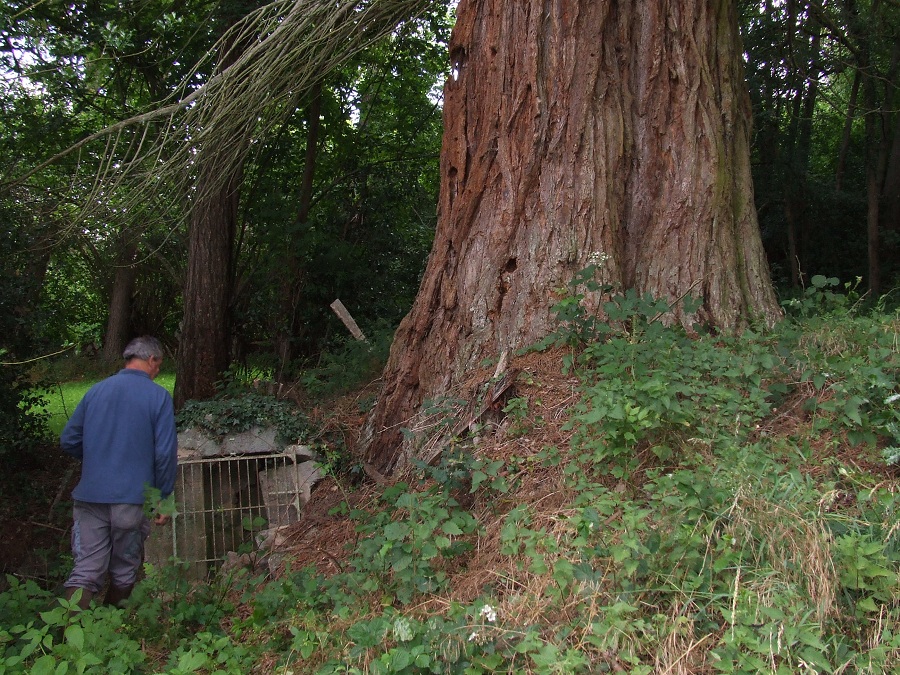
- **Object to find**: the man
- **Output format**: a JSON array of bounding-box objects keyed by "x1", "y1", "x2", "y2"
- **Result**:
[{"x1": 60, "y1": 335, "x2": 178, "y2": 609}]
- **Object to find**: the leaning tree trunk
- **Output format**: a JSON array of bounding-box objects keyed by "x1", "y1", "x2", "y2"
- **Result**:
[{"x1": 364, "y1": 0, "x2": 782, "y2": 473}]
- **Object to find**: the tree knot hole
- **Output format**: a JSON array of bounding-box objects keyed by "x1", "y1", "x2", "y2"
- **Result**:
[
  {"x1": 450, "y1": 46, "x2": 467, "y2": 81},
  {"x1": 498, "y1": 258, "x2": 518, "y2": 299}
]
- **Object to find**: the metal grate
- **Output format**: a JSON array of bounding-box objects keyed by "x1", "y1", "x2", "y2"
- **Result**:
[{"x1": 158, "y1": 453, "x2": 303, "y2": 577}]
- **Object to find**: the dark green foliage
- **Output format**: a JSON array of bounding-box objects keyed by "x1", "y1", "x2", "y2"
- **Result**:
[
  {"x1": 176, "y1": 392, "x2": 310, "y2": 446},
  {"x1": 3, "y1": 288, "x2": 899, "y2": 671},
  {"x1": 567, "y1": 325, "x2": 781, "y2": 474},
  {"x1": 413, "y1": 447, "x2": 509, "y2": 497},
  {"x1": 741, "y1": 0, "x2": 900, "y2": 293},
  {"x1": 231, "y1": 10, "x2": 450, "y2": 369},
  {"x1": 348, "y1": 482, "x2": 479, "y2": 604},
  {"x1": 3, "y1": 0, "x2": 900, "y2": 669},
  {"x1": 0, "y1": 578, "x2": 146, "y2": 674},
  {"x1": 0, "y1": 215, "x2": 50, "y2": 456},
  {"x1": 298, "y1": 322, "x2": 395, "y2": 398}
]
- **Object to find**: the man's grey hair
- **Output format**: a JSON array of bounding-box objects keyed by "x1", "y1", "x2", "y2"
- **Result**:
[{"x1": 123, "y1": 336, "x2": 164, "y2": 362}]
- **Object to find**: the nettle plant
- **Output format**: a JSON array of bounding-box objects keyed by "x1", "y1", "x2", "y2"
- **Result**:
[
  {"x1": 542, "y1": 267, "x2": 783, "y2": 476},
  {"x1": 780, "y1": 274, "x2": 862, "y2": 319},
  {"x1": 782, "y1": 296, "x2": 900, "y2": 460},
  {"x1": 349, "y1": 481, "x2": 479, "y2": 604},
  {"x1": 883, "y1": 393, "x2": 900, "y2": 466},
  {"x1": 1, "y1": 578, "x2": 146, "y2": 674}
]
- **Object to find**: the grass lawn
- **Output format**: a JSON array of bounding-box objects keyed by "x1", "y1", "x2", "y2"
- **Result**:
[{"x1": 38, "y1": 372, "x2": 176, "y2": 437}]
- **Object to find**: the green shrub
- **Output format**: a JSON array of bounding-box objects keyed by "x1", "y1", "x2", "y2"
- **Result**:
[
  {"x1": 298, "y1": 322, "x2": 395, "y2": 398},
  {"x1": 349, "y1": 482, "x2": 479, "y2": 604},
  {"x1": 4, "y1": 273, "x2": 898, "y2": 674},
  {"x1": 0, "y1": 578, "x2": 145, "y2": 674}
]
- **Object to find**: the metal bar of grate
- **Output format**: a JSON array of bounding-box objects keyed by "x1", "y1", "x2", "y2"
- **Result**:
[{"x1": 160, "y1": 453, "x2": 302, "y2": 577}]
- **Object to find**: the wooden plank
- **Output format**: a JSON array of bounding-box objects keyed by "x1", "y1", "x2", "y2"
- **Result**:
[{"x1": 330, "y1": 299, "x2": 367, "y2": 341}]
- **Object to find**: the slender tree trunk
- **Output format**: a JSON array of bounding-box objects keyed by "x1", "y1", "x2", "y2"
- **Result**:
[
  {"x1": 785, "y1": 24, "x2": 821, "y2": 288},
  {"x1": 173, "y1": 9, "x2": 257, "y2": 407},
  {"x1": 835, "y1": 70, "x2": 861, "y2": 192},
  {"x1": 274, "y1": 85, "x2": 322, "y2": 381},
  {"x1": 784, "y1": 88, "x2": 805, "y2": 288},
  {"x1": 296, "y1": 85, "x2": 323, "y2": 228},
  {"x1": 174, "y1": 157, "x2": 241, "y2": 408},
  {"x1": 100, "y1": 239, "x2": 138, "y2": 363},
  {"x1": 879, "y1": 41, "x2": 899, "y2": 281},
  {"x1": 864, "y1": 100, "x2": 885, "y2": 296},
  {"x1": 861, "y1": 45, "x2": 888, "y2": 296},
  {"x1": 841, "y1": 0, "x2": 894, "y2": 295},
  {"x1": 882, "y1": 108, "x2": 900, "y2": 242},
  {"x1": 363, "y1": 0, "x2": 782, "y2": 473}
]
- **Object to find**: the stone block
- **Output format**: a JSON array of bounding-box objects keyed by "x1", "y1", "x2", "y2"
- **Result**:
[
  {"x1": 221, "y1": 427, "x2": 278, "y2": 455},
  {"x1": 177, "y1": 427, "x2": 220, "y2": 458}
]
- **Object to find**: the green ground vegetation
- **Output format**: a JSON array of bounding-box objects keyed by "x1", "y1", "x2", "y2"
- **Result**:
[{"x1": 1, "y1": 283, "x2": 898, "y2": 674}]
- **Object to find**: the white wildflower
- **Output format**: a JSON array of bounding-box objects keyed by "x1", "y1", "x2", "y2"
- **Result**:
[
  {"x1": 479, "y1": 604, "x2": 498, "y2": 622},
  {"x1": 468, "y1": 632, "x2": 479, "y2": 642},
  {"x1": 587, "y1": 251, "x2": 610, "y2": 267}
]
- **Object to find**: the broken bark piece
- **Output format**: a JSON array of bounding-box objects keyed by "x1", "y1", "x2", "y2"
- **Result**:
[{"x1": 420, "y1": 367, "x2": 521, "y2": 466}]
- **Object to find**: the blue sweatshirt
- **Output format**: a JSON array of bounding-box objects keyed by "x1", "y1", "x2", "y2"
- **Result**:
[{"x1": 60, "y1": 368, "x2": 178, "y2": 505}]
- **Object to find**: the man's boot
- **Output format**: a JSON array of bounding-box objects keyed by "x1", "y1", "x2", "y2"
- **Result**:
[
  {"x1": 63, "y1": 586, "x2": 94, "y2": 610},
  {"x1": 103, "y1": 584, "x2": 134, "y2": 609}
]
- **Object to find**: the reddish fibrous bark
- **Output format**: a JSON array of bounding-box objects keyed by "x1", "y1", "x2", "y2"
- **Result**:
[
  {"x1": 174, "y1": 159, "x2": 240, "y2": 409},
  {"x1": 364, "y1": 0, "x2": 782, "y2": 472}
]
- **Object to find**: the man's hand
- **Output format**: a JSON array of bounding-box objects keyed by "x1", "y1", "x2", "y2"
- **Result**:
[{"x1": 145, "y1": 491, "x2": 177, "y2": 525}]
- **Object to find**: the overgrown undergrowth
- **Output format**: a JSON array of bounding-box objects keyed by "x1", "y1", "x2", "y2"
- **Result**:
[{"x1": 2, "y1": 286, "x2": 898, "y2": 674}]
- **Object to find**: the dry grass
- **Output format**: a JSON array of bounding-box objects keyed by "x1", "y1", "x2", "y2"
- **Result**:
[{"x1": 720, "y1": 492, "x2": 838, "y2": 624}]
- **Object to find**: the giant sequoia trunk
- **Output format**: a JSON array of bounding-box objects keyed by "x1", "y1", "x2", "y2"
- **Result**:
[{"x1": 364, "y1": 0, "x2": 782, "y2": 472}]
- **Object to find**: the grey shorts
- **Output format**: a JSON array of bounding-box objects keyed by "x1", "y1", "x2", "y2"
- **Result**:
[{"x1": 65, "y1": 501, "x2": 151, "y2": 593}]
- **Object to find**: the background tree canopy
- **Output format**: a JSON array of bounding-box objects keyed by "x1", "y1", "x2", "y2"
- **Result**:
[{"x1": 0, "y1": 0, "x2": 897, "y2": 453}]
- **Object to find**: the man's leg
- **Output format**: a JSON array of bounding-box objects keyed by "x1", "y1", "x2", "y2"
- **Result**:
[
  {"x1": 104, "y1": 504, "x2": 150, "y2": 607},
  {"x1": 64, "y1": 502, "x2": 112, "y2": 608}
]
